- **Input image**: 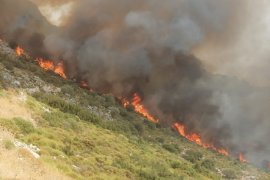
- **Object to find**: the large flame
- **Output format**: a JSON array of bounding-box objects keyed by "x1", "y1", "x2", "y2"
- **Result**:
[
  {"x1": 122, "y1": 95, "x2": 231, "y2": 156},
  {"x1": 15, "y1": 46, "x2": 26, "y2": 56},
  {"x1": 36, "y1": 58, "x2": 67, "y2": 79},
  {"x1": 14, "y1": 45, "x2": 249, "y2": 162},
  {"x1": 122, "y1": 93, "x2": 159, "y2": 123},
  {"x1": 173, "y1": 123, "x2": 229, "y2": 156},
  {"x1": 15, "y1": 46, "x2": 67, "y2": 79}
]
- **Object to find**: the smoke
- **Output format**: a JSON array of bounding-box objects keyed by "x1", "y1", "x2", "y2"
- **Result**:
[
  {"x1": 30, "y1": 0, "x2": 74, "y2": 7},
  {"x1": 194, "y1": 1, "x2": 270, "y2": 87},
  {"x1": 0, "y1": 0, "x2": 54, "y2": 57},
  {"x1": 0, "y1": 0, "x2": 269, "y2": 167}
]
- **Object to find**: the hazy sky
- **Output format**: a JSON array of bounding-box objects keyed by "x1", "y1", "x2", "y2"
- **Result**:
[
  {"x1": 33, "y1": 1, "x2": 74, "y2": 26},
  {"x1": 4, "y1": 0, "x2": 269, "y2": 165},
  {"x1": 36, "y1": 1, "x2": 270, "y2": 87}
]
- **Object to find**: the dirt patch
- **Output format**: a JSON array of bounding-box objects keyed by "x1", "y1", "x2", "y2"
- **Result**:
[
  {"x1": 0, "y1": 129, "x2": 71, "y2": 180},
  {"x1": 0, "y1": 91, "x2": 35, "y2": 124}
]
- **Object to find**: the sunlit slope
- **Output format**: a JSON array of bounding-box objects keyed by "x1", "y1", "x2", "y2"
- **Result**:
[{"x1": 0, "y1": 41, "x2": 269, "y2": 179}]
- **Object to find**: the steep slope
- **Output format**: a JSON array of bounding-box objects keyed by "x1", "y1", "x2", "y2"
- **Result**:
[{"x1": 0, "y1": 40, "x2": 269, "y2": 179}]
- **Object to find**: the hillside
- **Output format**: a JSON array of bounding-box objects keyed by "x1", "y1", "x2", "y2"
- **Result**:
[{"x1": 0, "y1": 40, "x2": 269, "y2": 179}]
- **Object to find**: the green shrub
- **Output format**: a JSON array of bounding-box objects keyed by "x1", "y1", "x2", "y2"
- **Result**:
[
  {"x1": 138, "y1": 169, "x2": 157, "y2": 180},
  {"x1": 2, "y1": 59, "x2": 14, "y2": 70},
  {"x1": 162, "y1": 143, "x2": 179, "y2": 153},
  {"x1": 33, "y1": 93, "x2": 101, "y2": 124},
  {"x1": 155, "y1": 137, "x2": 165, "y2": 143},
  {"x1": 143, "y1": 120, "x2": 156, "y2": 129},
  {"x1": 222, "y1": 169, "x2": 237, "y2": 179},
  {"x1": 109, "y1": 107, "x2": 120, "y2": 118},
  {"x1": 77, "y1": 109, "x2": 101, "y2": 123},
  {"x1": 193, "y1": 163, "x2": 203, "y2": 173},
  {"x1": 183, "y1": 150, "x2": 203, "y2": 163},
  {"x1": 42, "y1": 112, "x2": 82, "y2": 133},
  {"x1": 61, "y1": 85, "x2": 74, "y2": 95},
  {"x1": 0, "y1": 118, "x2": 19, "y2": 133},
  {"x1": 134, "y1": 122, "x2": 144, "y2": 135},
  {"x1": 155, "y1": 164, "x2": 173, "y2": 177},
  {"x1": 14, "y1": 118, "x2": 35, "y2": 134},
  {"x1": 104, "y1": 94, "x2": 116, "y2": 107},
  {"x1": 62, "y1": 145, "x2": 74, "y2": 156},
  {"x1": 3, "y1": 139, "x2": 14, "y2": 150},
  {"x1": 170, "y1": 161, "x2": 181, "y2": 169},
  {"x1": 201, "y1": 159, "x2": 215, "y2": 170}
]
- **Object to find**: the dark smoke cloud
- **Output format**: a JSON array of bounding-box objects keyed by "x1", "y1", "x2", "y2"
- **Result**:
[
  {"x1": 0, "y1": 0, "x2": 54, "y2": 58},
  {"x1": 0, "y1": 0, "x2": 269, "y2": 167}
]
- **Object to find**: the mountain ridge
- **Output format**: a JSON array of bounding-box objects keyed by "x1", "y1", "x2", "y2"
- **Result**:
[{"x1": 0, "y1": 39, "x2": 269, "y2": 179}]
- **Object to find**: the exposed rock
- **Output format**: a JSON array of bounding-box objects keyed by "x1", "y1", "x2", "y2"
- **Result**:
[{"x1": 13, "y1": 140, "x2": 40, "y2": 159}]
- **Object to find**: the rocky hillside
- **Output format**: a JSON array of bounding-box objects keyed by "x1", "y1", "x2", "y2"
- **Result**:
[{"x1": 0, "y1": 39, "x2": 269, "y2": 179}]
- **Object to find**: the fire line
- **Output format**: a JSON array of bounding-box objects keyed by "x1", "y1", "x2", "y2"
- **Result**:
[{"x1": 15, "y1": 45, "x2": 249, "y2": 161}]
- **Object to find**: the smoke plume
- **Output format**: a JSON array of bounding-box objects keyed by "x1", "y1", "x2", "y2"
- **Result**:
[{"x1": 0, "y1": 0, "x2": 269, "y2": 167}]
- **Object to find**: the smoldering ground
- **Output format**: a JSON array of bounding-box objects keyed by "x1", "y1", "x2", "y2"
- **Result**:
[{"x1": 0, "y1": 0, "x2": 269, "y2": 166}]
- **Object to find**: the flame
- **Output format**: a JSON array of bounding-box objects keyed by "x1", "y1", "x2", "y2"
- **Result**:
[
  {"x1": 121, "y1": 98, "x2": 130, "y2": 108},
  {"x1": 131, "y1": 93, "x2": 159, "y2": 123},
  {"x1": 239, "y1": 153, "x2": 247, "y2": 163},
  {"x1": 123, "y1": 96, "x2": 230, "y2": 157},
  {"x1": 15, "y1": 46, "x2": 26, "y2": 56},
  {"x1": 36, "y1": 58, "x2": 67, "y2": 79},
  {"x1": 122, "y1": 93, "x2": 159, "y2": 123},
  {"x1": 54, "y1": 61, "x2": 67, "y2": 79},
  {"x1": 15, "y1": 46, "x2": 67, "y2": 79},
  {"x1": 173, "y1": 123, "x2": 229, "y2": 156},
  {"x1": 36, "y1": 58, "x2": 54, "y2": 70},
  {"x1": 14, "y1": 45, "x2": 250, "y2": 161}
]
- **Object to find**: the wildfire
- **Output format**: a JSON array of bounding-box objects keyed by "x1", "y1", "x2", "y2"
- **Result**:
[
  {"x1": 15, "y1": 46, "x2": 26, "y2": 56},
  {"x1": 173, "y1": 123, "x2": 229, "y2": 156},
  {"x1": 15, "y1": 46, "x2": 67, "y2": 79},
  {"x1": 122, "y1": 93, "x2": 159, "y2": 123},
  {"x1": 36, "y1": 58, "x2": 67, "y2": 79},
  {"x1": 239, "y1": 153, "x2": 247, "y2": 163},
  {"x1": 14, "y1": 45, "x2": 249, "y2": 162}
]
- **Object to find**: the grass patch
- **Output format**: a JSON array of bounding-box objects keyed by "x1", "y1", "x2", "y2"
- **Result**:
[{"x1": 3, "y1": 139, "x2": 14, "y2": 150}]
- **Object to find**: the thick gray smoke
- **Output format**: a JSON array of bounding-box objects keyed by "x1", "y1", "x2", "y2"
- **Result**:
[
  {"x1": 0, "y1": 0, "x2": 55, "y2": 58},
  {"x1": 0, "y1": 0, "x2": 269, "y2": 167}
]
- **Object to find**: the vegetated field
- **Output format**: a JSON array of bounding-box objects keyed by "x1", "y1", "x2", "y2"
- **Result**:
[{"x1": 0, "y1": 48, "x2": 269, "y2": 179}]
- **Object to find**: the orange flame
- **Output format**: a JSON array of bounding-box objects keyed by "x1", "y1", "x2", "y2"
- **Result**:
[
  {"x1": 239, "y1": 153, "x2": 247, "y2": 163},
  {"x1": 54, "y1": 61, "x2": 67, "y2": 79},
  {"x1": 36, "y1": 58, "x2": 67, "y2": 79},
  {"x1": 121, "y1": 98, "x2": 130, "y2": 108},
  {"x1": 14, "y1": 45, "x2": 250, "y2": 161},
  {"x1": 173, "y1": 123, "x2": 229, "y2": 156},
  {"x1": 132, "y1": 93, "x2": 159, "y2": 123},
  {"x1": 15, "y1": 46, "x2": 26, "y2": 56},
  {"x1": 122, "y1": 93, "x2": 159, "y2": 123},
  {"x1": 15, "y1": 46, "x2": 67, "y2": 79}
]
